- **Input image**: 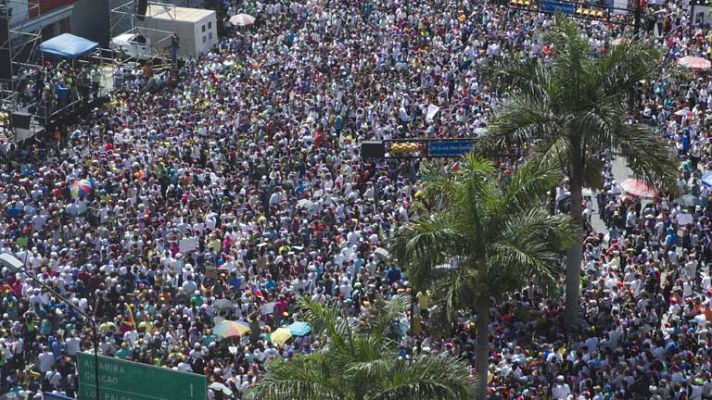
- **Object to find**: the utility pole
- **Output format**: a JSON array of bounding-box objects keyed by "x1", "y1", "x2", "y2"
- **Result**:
[{"x1": 691, "y1": 0, "x2": 697, "y2": 34}]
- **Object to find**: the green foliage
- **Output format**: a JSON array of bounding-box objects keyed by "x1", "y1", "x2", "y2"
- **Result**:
[
  {"x1": 390, "y1": 153, "x2": 574, "y2": 316},
  {"x1": 481, "y1": 17, "x2": 677, "y2": 187},
  {"x1": 249, "y1": 296, "x2": 472, "y2": 400}
]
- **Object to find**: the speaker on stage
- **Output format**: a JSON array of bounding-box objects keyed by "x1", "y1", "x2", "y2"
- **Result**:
[
  {"x1": 361, "y1": 141, "x2": 385, "y2": 159},
  {"x1": 0, "y1": 14, "x2": 11, "y2": 81},
  {"x1": 11, "y1": 112, "x2": 31, "y2": 130},
  {"x1": 136, "y1": 0, "x2": 148, "y2": 21}
]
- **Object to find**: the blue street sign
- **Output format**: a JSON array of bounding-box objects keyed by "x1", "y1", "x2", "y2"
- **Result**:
[
  {"x1": 428, "y1": 140, "x2": 475, "y2": 157},
  {"x1": 540, "y1": 0, "x2": 576, "y2": 15}
]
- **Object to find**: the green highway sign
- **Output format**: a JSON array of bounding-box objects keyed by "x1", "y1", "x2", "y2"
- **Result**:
[{"x1": 77, "y1": 353, "x2": 207, "y2": 400}]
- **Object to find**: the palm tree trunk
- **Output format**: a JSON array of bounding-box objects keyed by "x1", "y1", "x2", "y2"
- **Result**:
[
  {"x1": 474, "y1": 297, "x2": 490, "y2": 399},
  {"x1": 564, "y1": 179, "x2": 584, "y2": 329}
]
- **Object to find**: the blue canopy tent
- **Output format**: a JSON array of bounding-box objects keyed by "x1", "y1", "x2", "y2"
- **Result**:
[{"x1": 39, "y1": 33, "x2": 99, "y2": 58}]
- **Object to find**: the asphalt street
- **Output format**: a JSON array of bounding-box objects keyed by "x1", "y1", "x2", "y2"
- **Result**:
[{"x1": 589, "y1": 157, "x2": 635, "y2": 233}]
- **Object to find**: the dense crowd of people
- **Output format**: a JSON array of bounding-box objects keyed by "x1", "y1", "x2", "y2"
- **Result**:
[{"x1": 0, "y1": 0, "x2": 711, "y2": 398}]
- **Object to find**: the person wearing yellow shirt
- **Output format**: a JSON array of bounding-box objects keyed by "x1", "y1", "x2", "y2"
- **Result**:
[
  {"x1": 209, "y1": 236, "x2": 221, "y2": 252},
  {"x1": 416, "y1": 290, "x2": 430, "y2": 315}
]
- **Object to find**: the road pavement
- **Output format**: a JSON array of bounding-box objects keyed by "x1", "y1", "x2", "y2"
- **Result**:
[{"x1": 589, "y1": 157, "x2": 635, "y2": 233}]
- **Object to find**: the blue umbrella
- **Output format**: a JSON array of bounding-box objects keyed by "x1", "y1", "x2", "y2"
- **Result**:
[
  {"x1": 702, "y1": 171, "x2": 712, "y2": 188},
  {"x1": 288, "y1": 321, "x2": 311, "y2": 336}
]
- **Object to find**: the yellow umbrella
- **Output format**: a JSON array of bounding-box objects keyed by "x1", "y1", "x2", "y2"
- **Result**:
[{"x1": 270, "y1": 327, "x2": 292, "y2": 345}]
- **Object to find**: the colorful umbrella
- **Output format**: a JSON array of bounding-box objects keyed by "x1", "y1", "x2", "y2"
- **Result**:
[
  {"x1": 70, "y1": 179, "x2": 93, "y2": 199},
  {"x1": 620, "y1": 178, "x2": 656, "y2": 198},
  {"x1": 678, "y1": 56, "x2": 711, "y2": 72},
  {"x1": 674, "y1": 108, "x2": 693, "y2": 117},
  {"x1": 269, "y1": 327, "x2": 292, "y2": 344},
  {"x1": 229, "y1": 14, "x2": 256, "y2": 26},
  {"x1": 288, "y1": 321, "x2": 311, "y2": 336},
  {"x1": 212, "y1": 320, "x2": 250, "y2": 338}
]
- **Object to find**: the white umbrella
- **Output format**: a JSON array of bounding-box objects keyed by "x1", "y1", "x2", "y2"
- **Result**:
[
  {"x1": 229, "y1": 14, "x2": 256, "y2": 27},
  {"x1": 374, "y1": 247, "x2": 390, "y2": 260},
  {"x1": 208, "y1": 382, "x2": 233, "y2": 396},
  {"x1": 214, "y1": 298, "x2": 235, "y2": 311},
  {"x1": 473, "y1": 127, "x2": 487, "y2": 136},
  {"x1": 297, "y1": 199, "x2": 314, "y2": 210}
]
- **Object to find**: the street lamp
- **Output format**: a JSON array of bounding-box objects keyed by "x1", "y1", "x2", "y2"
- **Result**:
[{"x1": 0, "y1": 254, "x2": 100, "y2": 400}]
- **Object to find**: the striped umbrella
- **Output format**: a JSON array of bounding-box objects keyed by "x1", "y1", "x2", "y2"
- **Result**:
[{"x1": 212, "y1": 320, "x2": 250, "y2": 338}]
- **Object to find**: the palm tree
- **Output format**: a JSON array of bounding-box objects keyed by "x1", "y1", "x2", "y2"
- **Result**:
[
  {"x1": 390, "y1": 154, "x2": 574, "y2": 398},
  {"x1": 479, "y1": 17, "x2": 677, "y2": 328},
  {"x1": 249, "y1": 295, "x2": 472, "y2": 400}
]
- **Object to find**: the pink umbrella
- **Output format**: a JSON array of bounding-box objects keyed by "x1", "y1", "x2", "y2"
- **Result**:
[
  {"x1": 620, "y1": 178, "x2": 656, "y2": 198},
  {"x1": 677, "y1": 56, "x2": 711, "y2": 72}
]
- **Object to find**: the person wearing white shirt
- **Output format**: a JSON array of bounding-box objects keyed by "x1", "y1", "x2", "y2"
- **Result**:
[
  {"x1": 685, "y1": 256, "x2": 697, "y2": 281},
  {"x1": 65, "y1": 335, "x2": 82, "y2": 356},
  {"x1": 552, "y1": 376, "x2": 572, "y2": 399},
  {"x1": 177, "y1": 361, "x2": 192, "y2": 372},
  {"x1": 45, "y1": 368, "x2": 62, "y2": 389},
  {"x1": 38, "y1": 348, "x2": 55, "y2": 373},
  {"x1": 123, "y1": 329, "x2": 139, "y2": 348},
  {"x1": 182, "y1": 276, "x2": 198, "y2": 293}
]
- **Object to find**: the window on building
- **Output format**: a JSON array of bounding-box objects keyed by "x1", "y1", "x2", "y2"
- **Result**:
[
  {"x1": 208, "y1": 21, "x2": 212, "y2": 29},
  {"x1": 202, "y1": 25, "x2": 206, "y2": 32},
  {"x1": 203, "y1": 36, "x2": 207, "y2": 43},
  {"x1": 208, "y1": 32, "x2": 213, "y2": 40}
]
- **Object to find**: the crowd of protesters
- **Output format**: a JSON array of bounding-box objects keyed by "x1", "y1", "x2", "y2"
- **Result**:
[{"x1": 0, "y1": 0, "x2": 711, "y2": 399}]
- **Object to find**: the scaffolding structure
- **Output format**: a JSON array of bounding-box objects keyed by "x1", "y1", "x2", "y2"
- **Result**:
[
  {"x1": 110, "y1": 0, "x2": 178, "y2": 60},
  {"x1": 0, "y1": 0, "x2": 43, "y2": 141}
]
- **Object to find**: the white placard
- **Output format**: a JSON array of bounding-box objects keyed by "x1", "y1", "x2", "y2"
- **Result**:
[
  {"x1": 260, "y1": 302, "x2": 276, "y2": 315},
  {"x1": 677, "y1": 213, "x2": 693, "y2": 226},
  {"x1": 426, "y1": 104, "x2": 440, "y2": 122},
  {"x1": 179, "y1": 237, "x2": 198, "y2": 252}
]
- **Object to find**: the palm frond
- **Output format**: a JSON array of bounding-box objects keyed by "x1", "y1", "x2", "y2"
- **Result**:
[
  {"x1": 501, "y1": 160, "x2": 563, "y2": 213},
  {"x1": 356, "y1": 294, "x2": 410, "y2": 340},
  {"x1": 480, "y1": 96, "x2": 557, "y2": 154},
  {"x1": 371, "y1": 354, "x2": 473, "y2": 400},
  {"x1": 249, "y1": 354, "x2": 343, "y2": 400},
  {"x1": 531, "y1": 134, "x2": 574, "y2": 171},
  {"x1": 486, "y1": 209, "x2": 574, "y2": 296},
  {"x1": 431, "y1": 263, "x2": 480, "y2": 320},
  {"x1": 613, "y1": 124, "x2": 678, "y2": 186},
  {"x1": 297, "y1": 297, "x2": 352, "y2": 351},
  {"x1": 597, "y1": 39, "x2": 660, "y2": 100},
  {"x1": 389, "y1": 215, "x2": 464, "y2": 290},
  {"x1": 253, "y1": 298, "x2": 471, "y2": 400}
]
